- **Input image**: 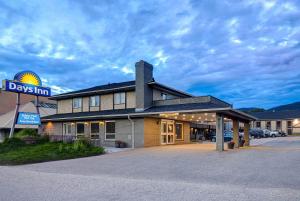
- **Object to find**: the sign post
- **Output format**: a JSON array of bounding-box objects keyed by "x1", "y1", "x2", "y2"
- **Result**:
[
  {"x1": 2, "y1": 71, "x2": 51, "y2": 138},
  {"x1": 9, "y1": 93, "x2": 20, "y2": 138}
]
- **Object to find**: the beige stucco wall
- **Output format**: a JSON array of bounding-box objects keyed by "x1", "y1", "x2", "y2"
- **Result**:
[
  {"x1": 82, "y1": 97, "x2": 89, "y2": 112},
  {"x1": 153, "y1": 89, "x2": 180, "y2": 101},
  {"x1": 57, "y1": 99, "x2": 72, "y2": 114},
  {"x1": 293, "y1": 127, "x2": 300, "y2": 134},
  {"x1": 282, "y1": 120, "x2": 287, "y2": 133},
  {"x1": 114, "y1": 103, "x2": 125, "y2": 110},
  {"x1": 126, "y1": 91, "x2": 136, "y2": 108},
  {"x1": 90, "y1": 106, "x2": 99, "y2": 112},
  {"x1": 73, "y1": 108, "x2": 82, "y2": 113},
  {"x1": 101, "y1": 94, "x2": 113, "y2": 110},
  {"x1": 43, "y1": 122, "x2": 63, "y2": 135},
  {"x1": 261, "y1": 121, "x2": 266, "y2": 129},
  {"x1": 271, "y1": 121, "x2": 276, "y2": 130}
]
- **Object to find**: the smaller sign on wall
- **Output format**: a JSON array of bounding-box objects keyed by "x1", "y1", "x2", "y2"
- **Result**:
[{"x1": 17, "y1": 112, "x2": 41, "y2": 125}]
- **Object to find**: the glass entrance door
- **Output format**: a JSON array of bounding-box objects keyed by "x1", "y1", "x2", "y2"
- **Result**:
[{"x1": 161, "y1": 120, "x2": 175, "y2": 145}]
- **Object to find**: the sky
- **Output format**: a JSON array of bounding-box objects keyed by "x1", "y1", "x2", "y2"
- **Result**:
[{"x1": 0, "y1": 0, "x2": 300, "y2": 109}]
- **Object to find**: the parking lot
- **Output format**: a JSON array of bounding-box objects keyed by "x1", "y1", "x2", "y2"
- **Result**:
[{"x1": 1, "y1": 137, "x2": 300, "y2": 201}]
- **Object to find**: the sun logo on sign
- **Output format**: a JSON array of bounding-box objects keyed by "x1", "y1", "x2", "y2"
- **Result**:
[{"x1": 14, "y1": 71, "x2": 42, "y2": 86}]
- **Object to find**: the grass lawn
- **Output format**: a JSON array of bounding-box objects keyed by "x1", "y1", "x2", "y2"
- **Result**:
[{"x1": 0, "y1": 139, "x2": 105, "y2": 165}]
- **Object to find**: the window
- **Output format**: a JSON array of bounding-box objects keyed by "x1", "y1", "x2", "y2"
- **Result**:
[
  {"x1": 114, "y1": 93, "x2": 125, "y2": 105},
  {"x1": 256, "y1": 121, "x2": 261, "y2": 128},
  {"x1": 73, "y1": 98, "x2": 82, "y2": 109},
  {"x1": 161, "y1": 93, "x2": 167, "y2": 100},
  {"x1": 90, "y1": 122, "x2": 100, "y2": 139},
  {"x1": 266, "y1": 121, "x2": 271, "y2": 130},
  {"x1": 175, "y1": 123, "x2": 183, "y2": 140},
  {"x1": 276, "y1": 121, "x2": 281, "y2": 130},
  {"x1": 105, "y1": 121, "x2": 115, "y2": 140},
  {"x1": 63, "y1": 123, "x2": 72, "y2": 135},
  {"x1": 76, "y1": 123, "x2": 85, "y2": 137},
  {"x1": 90, "y1": 96, "x2": 100, "y2": 107}
]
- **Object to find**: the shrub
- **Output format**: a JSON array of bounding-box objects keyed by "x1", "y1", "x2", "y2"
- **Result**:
[
  {"x1": 73, "y1": 139, "x2": 90, "y2": 151},
  {"x1": 39, "y1": 135, "x2": 50, "y2": 143},
  {"x1": 15, "y1": 129, "x2": 38, "y2": 139},
  {"x1": 3, "y1": 137, "x2": 25, "y2": 145},
  {"x1": 0, "y1": 138, "x2": 26, "y2": 153}
]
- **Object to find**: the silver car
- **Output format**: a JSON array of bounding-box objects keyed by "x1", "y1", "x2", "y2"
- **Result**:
[
  {"x1": 262, "y1": 129, "x2": 271, "y2": 137},
  {"x1": 270, "y1": 130, "x2": 281, "y2": 137}
]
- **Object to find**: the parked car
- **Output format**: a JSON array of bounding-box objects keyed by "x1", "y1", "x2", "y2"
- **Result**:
[
  {"x1": 270, "y1": 130, "x2": 280, "y2": 137},
  {"x1": 270, "y1": 130, "x2": 287, "y2": 137},
  {"x1": 211, "y1": 130, "x2": 233, "y2": 142},
  {"x1": 279, "y1": 130, "x2": 287, "y2": 137},
  {"x1": 262, "y1": 129, "x2": 271, "y2": 137},
  {"x1": 250, "y1": 128, "x2": 264, "y2": 139}
]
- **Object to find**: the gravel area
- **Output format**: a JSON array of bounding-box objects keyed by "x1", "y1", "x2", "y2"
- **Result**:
[{"x1": 1, "y1": 137, "x2": 300, "y2": 201}]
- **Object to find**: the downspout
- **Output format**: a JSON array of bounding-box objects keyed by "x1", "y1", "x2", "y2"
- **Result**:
[{"x1": 128, "y1": 114, "x2": 135, "y2": 149}]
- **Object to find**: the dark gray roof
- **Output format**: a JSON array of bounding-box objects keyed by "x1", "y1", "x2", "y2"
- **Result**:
[
  {"x1": 250, "y1": 110, "x2": 300, "y2": 120},
  {"x1": 51, "y1": 81, "x2": 136, "y2": 100},
  {"x1": 50, "y1": 80, "x2": 192, "y2": 100},
  {"x1": 42, "y1": 102, "x2": 230, "y2": 121}
]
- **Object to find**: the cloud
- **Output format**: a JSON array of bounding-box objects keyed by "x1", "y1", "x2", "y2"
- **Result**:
[{"x1": 0, "y1": 0, "x2": 300, "y2": 108}]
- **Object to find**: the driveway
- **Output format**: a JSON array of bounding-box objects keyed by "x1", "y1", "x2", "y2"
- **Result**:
[{"x1": 1, "y1": 137, "x2": 300, "y2": 201}]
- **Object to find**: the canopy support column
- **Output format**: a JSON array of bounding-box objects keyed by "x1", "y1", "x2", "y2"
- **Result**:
[
  {"x1": 233, "y1": 119, "x2": 239, "y2": 148},
  {"x1": 216, "y1": 113, "x2": 224, "y2": 151},
  {"x1": 244, "y1": 122, "x2": 250, "y2": 146}
]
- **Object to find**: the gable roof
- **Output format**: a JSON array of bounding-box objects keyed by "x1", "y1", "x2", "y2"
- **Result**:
[
  {"x1": 250, "y1": 110, "x2": 300, "y2": 120},
  {"x1": 51, "y1": 81, "x2": 136, "y2": 100},
  {"x1": 50, "y1": 80, "x2": 192, "y2": 100}
]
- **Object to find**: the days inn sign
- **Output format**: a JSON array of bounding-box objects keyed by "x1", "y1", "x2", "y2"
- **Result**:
[
  {"x1": 1, "y1": 71, "x2": 51, "y2": 138},
  {"x1": 2, "y1": 71, "x2": 51, "y2": 97}
]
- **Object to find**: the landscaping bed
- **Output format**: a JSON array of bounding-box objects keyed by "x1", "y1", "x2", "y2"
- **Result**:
[{"x1": 0, "y1": 129, "x2": 105, "y2": 165}]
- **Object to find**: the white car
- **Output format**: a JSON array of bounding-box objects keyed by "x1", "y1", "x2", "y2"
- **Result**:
[
  {"x1": 270, "y1": 130, "x2": 281, "y2": 137},
  {"x1": 262, "y1": 129, "x2": 271, "y2": 137}
]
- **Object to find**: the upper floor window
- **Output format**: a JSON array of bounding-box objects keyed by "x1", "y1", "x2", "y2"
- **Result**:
[
  {"x1": 90, "y1": 96, "x2": 100, "y2": 107},
  {"x1": 73, "y1": 98, "x2": 82, "y2": 109},
  {"x1": 114, "y1": 92, "x2": 125, "y2": 105}
]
